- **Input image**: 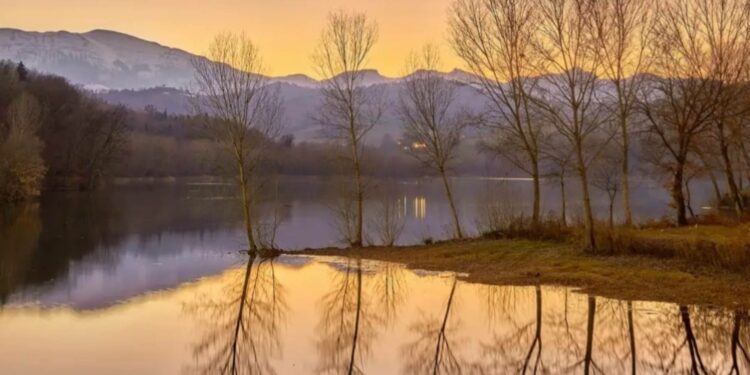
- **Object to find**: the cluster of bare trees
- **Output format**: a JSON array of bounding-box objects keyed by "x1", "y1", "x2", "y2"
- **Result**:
[
  {"x1": 0, "y1": 61, "x2": 128, "y2": 202},
  {"x1": 194, "y1": 0, "x2": 750, "y2": 252},
  {"x1": 451, "y1": 0, "x2": 750, "y2": 250}
]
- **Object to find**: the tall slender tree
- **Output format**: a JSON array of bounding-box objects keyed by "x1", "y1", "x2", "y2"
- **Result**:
[
  {"x1": 191, "y1": 33, "x2": 284, "y2": 252},
  {"x1": 589, "y1": 0, "x2": 655, "y2": 226},
  {"x1": 450, "y1": 0, "x2": 546, "y2": 226},
  {"x1": 399, "y1": 45, "x2": 469, "y2": 239},
  {"x1": 534, "y1": 0, "x2": 608, "y2": 250},
  {"x1": 313, "y1": 11, "x2": 382, "y2": 247},
  {"x1": 638, "y1": 0, "x2": 725, "y2": 226}
]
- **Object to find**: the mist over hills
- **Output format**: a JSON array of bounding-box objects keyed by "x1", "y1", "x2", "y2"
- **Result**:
[{"x1": 0, "y1": 28, "x2": 488, "y2": 143}]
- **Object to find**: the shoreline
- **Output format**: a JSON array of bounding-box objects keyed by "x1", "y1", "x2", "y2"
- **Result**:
[{"x1": 297, "y1": 236, "x2": 750, "y2": 310}]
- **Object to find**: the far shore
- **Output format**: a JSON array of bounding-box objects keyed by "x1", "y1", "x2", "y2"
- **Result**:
[{"x1": 295, "y1": 224, "x2": 750, "y2": 310}]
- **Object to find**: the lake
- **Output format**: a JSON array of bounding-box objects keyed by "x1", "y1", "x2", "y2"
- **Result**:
[
  {"x1": 0, "y1": 176, "x2": 730, "y2": 374},
  {"x1": 0, "y1": 255, "x2": 746, "y2": 374}
]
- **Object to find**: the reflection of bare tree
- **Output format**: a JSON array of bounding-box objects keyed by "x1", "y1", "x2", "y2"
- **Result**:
[
  {"x1": 522, "y1": 286, "x2": 543, "y2": 373},
  {"x1": 730, "y1": 311, "x2": 750, "y2": 374},
  {"x1": 185, "y1": 255, "x2": 287, "y2": 375},
  {"x1": 627, "y1": 301, "x2": 636, "y2": 374},
  {"x1": 371, "y1": 263, "x2": 407, "y2": 328},
  {"x1": 583, "y1": 296, "x2": 598, "y2": 375},
  {"x1": 402, "y1": 276, "x2": 462, "y2": 375},
  {"x1": 471, "y1": 285, "x2": 545, "y2": 374},
  {"x1": 316, "y1": 258, "x2": 377, "y2": 375},
  {"x1": 680, "y1": 305, "x2": 708, "y2": 374}
]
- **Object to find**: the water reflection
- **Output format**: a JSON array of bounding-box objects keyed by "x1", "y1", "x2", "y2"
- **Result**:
[
  {"x1": 186, "y1": 255, "x2": 287, "y2": 375},
  {"x1": 0, "y1": 257, "x2": 748, "y2": 374},
  {"x1": 0, "y1": 177, "x2": 714, "y2": 308}
]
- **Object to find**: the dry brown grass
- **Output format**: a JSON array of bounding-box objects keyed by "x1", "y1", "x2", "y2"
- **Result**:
[
  {"x1": 301, "y1": 238, "x2": 750, "y2": 309},
  {"x1": 597, "y1": 224, "x2": 750, "y2": 272}
]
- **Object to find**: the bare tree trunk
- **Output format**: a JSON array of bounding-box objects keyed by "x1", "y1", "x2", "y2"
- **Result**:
[
  {"x1": 719, "y1": 124, "x2": 745, "y2": 216},
  {"x1": 560, "y1": 173, "x2": 567, "y2": 226},
  {"x1": 673, "y1": 164, "x2": 689, "y2": 226},
  {"x1": 621, "y1": 116, "x2": 633, "y2": 226},
  {"x1": 532, "y1": 161, "x2": 541, "y2": 226},
  {"x1": 440, "y1": 169, "x2": 463, "y2": 239},
  {"x1": 576, "y1": 142, "x2": 597, "y2": 251},
  {"x1": 609, "y1": 197, "x2": 615, "y2": 229},
  {"x1": 353, "y1": 144, "x2": 365, "y2": 247},
  {"x1": 685, "y1": 177, "x2": 696, "y2": 220},
  {"x1": 238, "y1": 165, "x2": 258, "y2": 252}
]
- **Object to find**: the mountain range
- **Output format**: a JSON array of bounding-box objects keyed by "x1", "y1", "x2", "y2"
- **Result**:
[
  {"x1": 0, "y1": 28, "x2": 477, "y2": 90},
  {"x1": 0, "y1": 28, "x2": 487, "y2": 143}
]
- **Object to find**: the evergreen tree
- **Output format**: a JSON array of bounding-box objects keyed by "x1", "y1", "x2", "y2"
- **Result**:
[{"x1": 16, "y1": 62, "x2": 28, "y2": 81}]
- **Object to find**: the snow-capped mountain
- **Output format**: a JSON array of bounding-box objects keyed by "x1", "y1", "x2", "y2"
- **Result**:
[
  {"x1": 0, "y1": 28, "x2": 204, "y2": 90},
  {"x1": 0, "y1": 28, "x2": 461, "y2": 90}
]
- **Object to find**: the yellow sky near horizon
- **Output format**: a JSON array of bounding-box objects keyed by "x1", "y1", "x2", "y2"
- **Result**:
[{"x1": 0, "y1": 0, "x2": 460, "y2": 78}]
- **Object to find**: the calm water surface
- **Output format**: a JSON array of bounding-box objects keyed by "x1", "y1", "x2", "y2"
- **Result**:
[
  {"x1": 0, "y1": 255, "x2": 747, "y2": 374},
  {"x1": 0, "y1": 176, "x2": 731, "y2": 374}
]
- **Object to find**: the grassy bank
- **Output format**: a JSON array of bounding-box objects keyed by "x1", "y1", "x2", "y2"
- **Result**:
[{"x1": 302, "y1": 226, "x2": 750, "y2": 310}]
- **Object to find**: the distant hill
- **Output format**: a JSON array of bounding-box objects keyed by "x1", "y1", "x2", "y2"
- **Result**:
[
  {"x1": 98, "y1": 81, "x2": 487, "y2": 145},
  {"x1": 0, "y1": 28, "x2": 468, "y2": 91}
]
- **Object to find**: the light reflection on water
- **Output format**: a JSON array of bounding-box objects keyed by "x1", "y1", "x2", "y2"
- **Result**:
[{"x1": 0, "y1": 255, "x2": 746, "y2": 374}]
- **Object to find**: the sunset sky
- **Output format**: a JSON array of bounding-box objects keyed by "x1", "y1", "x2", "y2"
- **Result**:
[{"x1": 0, "y1": 0, "x2": 460, "y2": 78}]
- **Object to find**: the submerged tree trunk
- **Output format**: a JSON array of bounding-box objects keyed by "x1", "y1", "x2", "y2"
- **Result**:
[{"x1": 440, "y1": 169, "x2": 463, "y2": 239}]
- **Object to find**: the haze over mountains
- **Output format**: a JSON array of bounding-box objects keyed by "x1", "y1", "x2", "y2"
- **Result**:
[
  {"x1": 0, "y1": 28, "x2": 487, "y2": 142},
  {"x1": 0, "y1": 28, "x2": 476, "y2": 90}
]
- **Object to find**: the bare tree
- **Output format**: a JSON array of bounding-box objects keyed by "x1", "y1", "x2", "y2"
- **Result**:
[
  {"x1": 313, "y1": 11, "x2": 382, "y2": 248},
  {"x1": 543, "y1": 139, "x2": 575, "y2": 226},
  {"x1": 369, "y1": 181, "x2": 405, "y2": 246},
  {"x1": 399, "y1": 46, "x2": 468, "y2": 239},
  {"x1": 592, "y1": 152, "x2": 624, "y2": 228},
  {"x1": 534, "y1": 0, "x2": 609, "y2": 250},
  {"x1": 589, "y1": 0, "x2": 655, "y2": 226},
  {"x1": 191, "y1": 33, "x2": 284, "y2": 252},
  {"x1": 698, "y1": 0, "x2": 750, "y2": 217},
  {"x1": 637, "y1": 0, "x2": 725, "y2": 226},
  {"x1": 450, "y1": 0, "x2": 547, "y2": 226}
]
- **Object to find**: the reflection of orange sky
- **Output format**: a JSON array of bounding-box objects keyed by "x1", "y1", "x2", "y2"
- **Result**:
[
  {"x1": 0, "y1": 0, "x2": 459, "y2": 78},
  {"x1": 0, "y1": 256, "x2": 743, "y2": 373}
]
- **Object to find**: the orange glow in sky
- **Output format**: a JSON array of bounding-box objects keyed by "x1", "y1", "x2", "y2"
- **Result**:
[{"x1": 0, "y1": 0, "x2": 460, "y2": 78}]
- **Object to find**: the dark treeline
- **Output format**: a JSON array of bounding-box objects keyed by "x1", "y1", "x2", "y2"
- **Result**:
[
  {"x1": 0, "y1": 61, "x2": 127, "y2": 197},
  {"x1": 0, "y1": 60, "x2": 498, "y2": 204}
]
